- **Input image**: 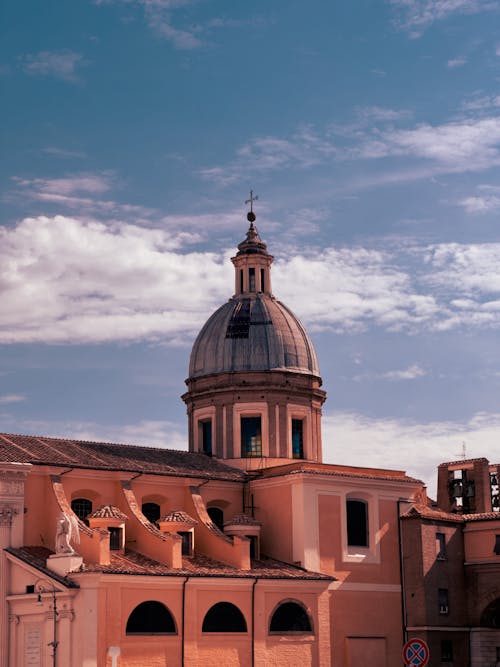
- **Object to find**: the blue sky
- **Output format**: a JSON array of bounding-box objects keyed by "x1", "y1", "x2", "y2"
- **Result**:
[{"x1": 2, "y1": 0, "x2": 500, "y2": 496}]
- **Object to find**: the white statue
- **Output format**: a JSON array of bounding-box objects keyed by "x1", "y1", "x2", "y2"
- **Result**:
[{"x1": 55, "y1": 512, "x2": 80, "y2": 555}]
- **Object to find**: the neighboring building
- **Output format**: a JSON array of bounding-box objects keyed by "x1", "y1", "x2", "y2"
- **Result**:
[
  {"x1": 0, "y1": 211, "x2": 425, "y2": 666},
  {"x1": 402, "y1": 457, "x2": 500, "y2": 667}
]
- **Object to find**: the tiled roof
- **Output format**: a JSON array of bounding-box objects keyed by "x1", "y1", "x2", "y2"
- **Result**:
[
  {"x1": 438, "y1": 457, "x2": 490, "y2": 467},
  {"x1": 224, "y1": 513, "x2": 261, "y2": 527},
  {"x1": 401, "y1": 505, "x2": 464, "y2": 523},
  {"x1": 88, "y1": 505, "x2": 128, "y2": 521},
  {"x1": 9, "y1": 546, "x2": 333, "y2": 581},
  {"x1": 257, "y1": 461, "x2": 422, "y2": 485},
  {"x1": 0, "y1": 433, "x2": 246, "y2": 481},
  {"x1": 159, "y1": 510, "x2": 197, "y2": 525},
  {"x1": 463, "y1": 512, "x2": 500, "y2": 522},
  {"x1": 5, "y1": 547, "x2": 80, "y2": 587}
]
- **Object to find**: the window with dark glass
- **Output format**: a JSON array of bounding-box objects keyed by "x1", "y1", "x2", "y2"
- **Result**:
[
  {"x1": 439, "y1": 588, "x2": 449, "y2": 614},
  {"x1": 201, "y1": 419, "x2": 212, "y2": 456},
  {"x1": 142, "y1": 502, "x2": 160, "y2": 524},
  {"x1": 246, "y1": 535, "x2": 257, "y2": 559},
  {"x1": 71, "y1": 498, "x2": 92, "y2": 524},
  {"x1": 202, "y1": 602, "x2": 247, "y2": 632},
  {"x1": 441, "y1": 640, "x2": 453, "y2": 662},
  {"x1": 269, "y1": 601, "x2": 313, "y2": 633},
  {"x1": 241, "y1": 416, "x2": 262, "y2": 457},
  {"x1": 240, "y1": 269, "x2": 244, "y2": 293},
  {"x1": 494, "y1": 535, "x2": 500, "y2": 555},
  {"x1": 109, "y1": 527, "x2": 121, "y2": 551},
  {"x1": 346, "y1": 499, "x2": 368, "y2": 547},
  {"x1": 249, "y1": 267, "x2": 255, "y2": 292},
  {"x1": 480, "y1": 597, "x2": 500, "y2": 628},
  {"x1": 207, "y1": 507, "x2": 224, "y2": 531},
  {"x1": 178, "y1": 531, "x2": 193, "y2": 556},
  {"x1": 126, "y1": 601, "x2": 176, "y2": 635},
  {"x1": 260, "y1": 268, "x2": 265, "y2": 292},
  {"x1": 292, "y1": 419, "x2": 304, "y2": 459},
  {"x1": 436, "y1": 532, "x2": 446, "y2": 559}
]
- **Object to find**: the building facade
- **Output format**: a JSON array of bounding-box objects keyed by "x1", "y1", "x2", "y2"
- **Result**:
[{"x1": 1, "y1": 212, "x2": 429, "y2": 666}]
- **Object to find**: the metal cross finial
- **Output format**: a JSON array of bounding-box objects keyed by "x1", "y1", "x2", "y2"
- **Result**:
[{"x1": 245, "y1": 190, "x2": 258, "y2": 213}]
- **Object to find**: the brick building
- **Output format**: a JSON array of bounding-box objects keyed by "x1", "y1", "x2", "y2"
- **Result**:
[{"x1": 402, "y1": 457, "x2": 500, "y2": 667}]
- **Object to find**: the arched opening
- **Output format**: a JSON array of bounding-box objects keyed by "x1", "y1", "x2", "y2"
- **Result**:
[
  {"x1": 207, "y1": 507, "x2": 224, "y2": 531},
  {"x1": 126, "y1": 601, "x2": 177, "y2": 635},
  {"x1": 71, "y1": 498, "x2": 93, "y2": 524},
  {"x1": 142, "y1": 502, "x2": 161, "y2": 524},
  {"x1": 346, "y1": 498, "x2": 368, "y2": 547},
  {"x1": 269, "y1": 601, "x2": 313, "y2": 633},
  {"x1": 202, "y1": 602, "x2": 247, "y2": 632},
  {"x1": 480, "y1": 597, "x2": 500, "y2": 628}
]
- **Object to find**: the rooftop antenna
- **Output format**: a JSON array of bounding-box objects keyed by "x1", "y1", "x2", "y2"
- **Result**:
[
  {"x1": 245, "y1": 190, "x2": 258, "y2": 223},
  {"x1": 455, "y1": 441, "x2": 467, "y2": 460}
]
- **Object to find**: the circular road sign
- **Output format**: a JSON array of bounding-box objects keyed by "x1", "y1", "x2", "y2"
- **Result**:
[{"x1": 402, "y1": 638, "x2": 429, "y2": 666}]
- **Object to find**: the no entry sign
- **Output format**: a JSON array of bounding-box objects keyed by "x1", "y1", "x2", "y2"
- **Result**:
[{"x1": 402, "y1": 638, "x2": 429, "y2": 666}]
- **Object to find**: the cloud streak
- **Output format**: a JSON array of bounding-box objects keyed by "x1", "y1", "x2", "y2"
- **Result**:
[
  {"x1": 2, "y1": 216, "x2": 500, "y2": 344},
  {"x1": 389, "y1": 0, "x2": 498, "y2": 37},
  {"x1": 19, "y1": 50, "x2": 86, "y2": 82}
]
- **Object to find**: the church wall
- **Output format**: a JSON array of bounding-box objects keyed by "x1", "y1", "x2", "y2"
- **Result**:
[
  {"x1": 330, "y1": 589, "x2": 403, "y2": 667},
  {"x1": 251, "y1": 481, "x2": 294, "y2": 563},
  {"x1": 464, "y1": 518, "x2": 500, "y2": 563}
]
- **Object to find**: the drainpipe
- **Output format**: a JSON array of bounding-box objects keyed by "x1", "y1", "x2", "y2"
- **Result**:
[
  {"x1": 252, "y1": 578, "x2": 258, "y2": 667},
  {"x1": 182, "y1": 576, "x2": 190, "y2": 666},
  {"x1": 397, "y1": 500, "x2": 408, "y2": 647}
]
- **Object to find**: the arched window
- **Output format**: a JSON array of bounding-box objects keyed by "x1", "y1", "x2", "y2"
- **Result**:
[
  {"x1": 142, "y1": 502, "x2": 161, "y2": 524},
  {"x1": 71, "y1": 498, "x2": 92, "y2": 523},
  {"x1": 126, "y1": 601, "x2": 177, "y2": 635},
  {"x1": 269, "y1": 601, "x2": 313, "y2": 633},
  {"x1": 346, "y1": 499, "x2": 368, "y2": 547},
  {"x1": 202, "y1": 602, "x2": 247, "y2": 632},
  {"x1": 207, "y1": 507, "x2": 224, "y2": 531},
  {"x1": 480, "y1": 598, "x2": 500, "y2": 628}
]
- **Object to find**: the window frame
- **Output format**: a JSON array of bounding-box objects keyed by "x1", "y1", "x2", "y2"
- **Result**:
[
  {"x1": 125, "y1": 600, "x2": 177, "y2": 636},
  {"x1": 268, "y1": 599, "x2": 314, "y2": 635},
  {"x1": 341, "y1": 491, "x2": 380, "y2": 564}
]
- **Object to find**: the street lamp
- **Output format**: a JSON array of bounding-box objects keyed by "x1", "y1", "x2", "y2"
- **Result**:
[{"x1": 35, "y1": 578, "x2": 59, "y2": 667}]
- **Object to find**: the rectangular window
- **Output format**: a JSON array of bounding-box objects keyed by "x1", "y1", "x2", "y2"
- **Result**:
[
  {"x1": 292, "y1": 419, "x2": 304, "y2": 459},
  {"x1": 109, "y1": 527, "x2": 121, "y2": 551},
  {"x1": 438, "y1": 588, "x2": 449, "y2": 614},
  {"x1": 178, "y1": 531, "x2": 193, "y2": 556},
  {"x1": 441, "y1": 640, "x2": 453, "y2": 662},
  {"x1": 346, "y1": 499, "x2": 368, "y2": 547},
  {"x1": 496, "y1": 646, "x2": 500, "y2": 662},
  {"x1": 494, "y1": 535, "x2": 500, "y2": 555},
  {"x1": 260, "y1": 268, "x2": 265, "y2": 293},
  {"x1": 249, "y1": 267, "x2": 256, "y2": 291},
  {"x1": 241, "y1": 416, "x2": 262, "y2": 457},
  {"x1": 240, "y1": 269, "x2": 244, "y2": 293},
  {"x1": 201, "y1": 420, "x2": 212, "y2": 456},
  {"x1": 436, "y1": 532, "x2": 446, "y2": 559}
]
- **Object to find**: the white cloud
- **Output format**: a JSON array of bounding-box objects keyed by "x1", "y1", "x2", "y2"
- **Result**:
[
  {"x1": 447, "y1": 56, "x2": 467, "y2": 68},
  {"x1": 458, "y1": 184, "x2": 500, "y2": 213},
  {"x1": 389, "y1": 0, "x2": 498, "y2": 37},
  {"x1": 383, "y1": 364, "x2": 427, "y2": 380},
  {"x1": 323, "y1": 410, "x2": 500, "y2": 498},
  {"x1": 11, "y1": 174, "x2": 155, "y2": 220},
  {"x1": 2, "y1": 216, "x2": 500, "y2": 344},
  {"x1": 0, "y1": 394, "x2": 26, "y2": 404},
  {"x1": 201, "y1": 113, "x2": 500, "y2": 186},
  {"x1": 19, "y1": 50, "x2": 86, "y2": 82}
]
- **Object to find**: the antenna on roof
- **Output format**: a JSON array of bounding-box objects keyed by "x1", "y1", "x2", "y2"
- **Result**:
[{"x1": 455, "y1": 441, "x2": 467, "y2": 460}]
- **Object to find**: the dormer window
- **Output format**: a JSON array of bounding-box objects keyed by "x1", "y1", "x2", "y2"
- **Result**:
[
  {"x1": 158, "y1": 510, "x2": 197, "y2": 557},
  {"x1": 87, "y1": 504, "x2": 128, "y2": 553},
  {"x1": 224, "y1": 514, "x2": 262, "y2": 559}
]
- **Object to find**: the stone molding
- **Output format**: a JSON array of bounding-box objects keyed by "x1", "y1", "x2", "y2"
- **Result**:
[{"x1": 0, "y1": 505, "x2": 18, "y2": 527}]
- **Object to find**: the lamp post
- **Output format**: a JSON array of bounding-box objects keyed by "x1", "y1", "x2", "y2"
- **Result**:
[{"x1": 35, "y1": 579, "x2": 58, "y2": 667}]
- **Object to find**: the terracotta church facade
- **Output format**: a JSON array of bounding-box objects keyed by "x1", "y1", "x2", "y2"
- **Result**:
[{"x1": 0, "y1": 210, "x2": 499, "y2": 666}]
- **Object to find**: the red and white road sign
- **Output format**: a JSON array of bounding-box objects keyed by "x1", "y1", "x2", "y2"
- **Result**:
[{"x1": 402, "y1": 638, "x2": 429, "y2": 666}]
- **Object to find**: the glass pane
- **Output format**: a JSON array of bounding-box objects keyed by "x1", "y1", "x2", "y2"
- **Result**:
[
  {"x1": 292, "y1": 419, "x2": 304, "y2": 458},
  {"x1": 241, "y1": 417, "x2": 262, "y2": 457}
]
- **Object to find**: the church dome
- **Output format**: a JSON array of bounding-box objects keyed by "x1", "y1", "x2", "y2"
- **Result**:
[
  {"x1": 189, "y1": 293, "x2": 320, "y2": 378},
  {"x1": 188, "y1": 211, "x2": 320, "y2": 380}
]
